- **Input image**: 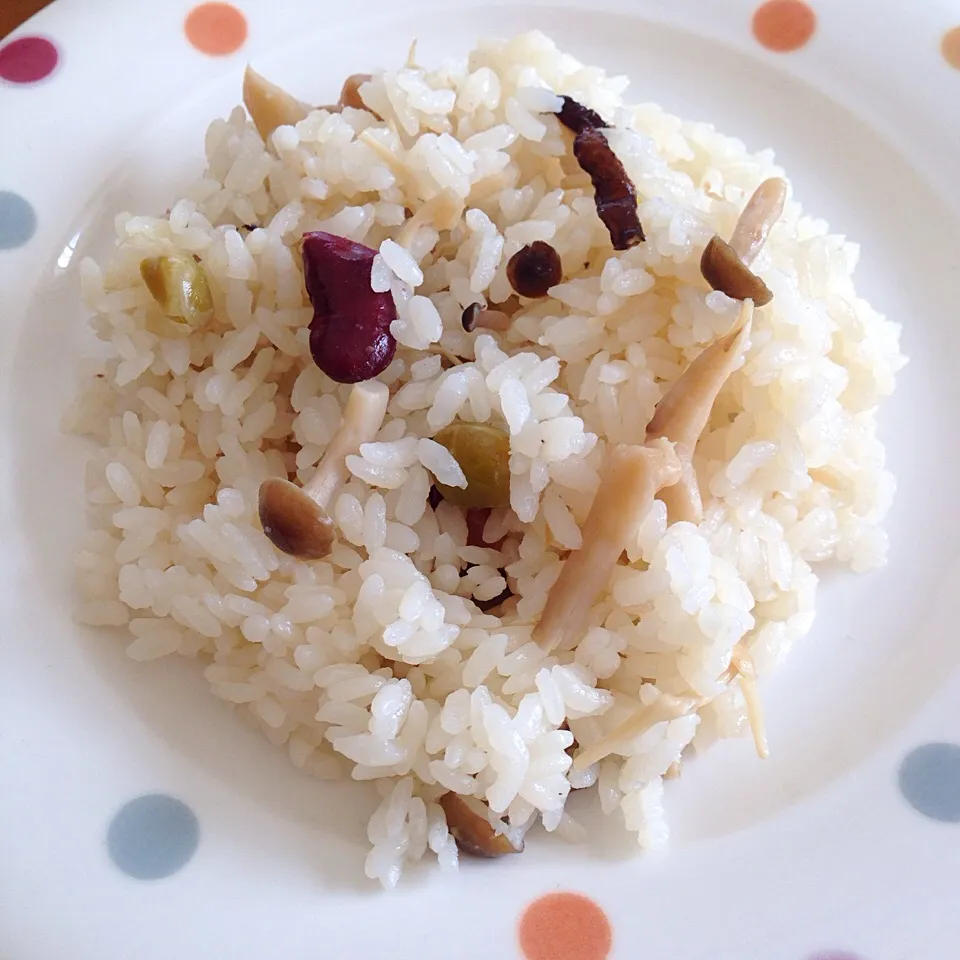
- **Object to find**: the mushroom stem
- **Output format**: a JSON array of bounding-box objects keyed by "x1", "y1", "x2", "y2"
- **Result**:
[
  {"x1": 573, "y1": 693, "x2": 701, "y2": 770},
  {"x1": 645, "y1": 300, "x2": 753, "y2": 523},
  {"x1": 396, "y1": 192, "x2": 464, "y2": 247},
  {"x1": 647, "y1": 300, "x2": 754, "y2": 451},
  {"x1": 258, "y1": 381, "x2": 389, "y2": 560},
  {"x1": 243, "y1": 66, "x2": 310, "y2": 141},
  {"x1": 532, "y1": 439, "x2": 681, "y2": 653},
  {"x1": 302, "y1": 381, "x2": 390, "y2": 506},
  {"x1": 657, "y1": 450, "x2": 702, "y2": 525},
  {"x1": 731, "y1": 644, "x2": 769, "y2": 760},
  {"x1": 729, "y1": 177, "x2": 788, "y2": 267}
]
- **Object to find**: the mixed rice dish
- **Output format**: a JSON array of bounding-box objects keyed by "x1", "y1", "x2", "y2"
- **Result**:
[{"x1": 66, "y1": 32, "x2": 905, "y2": 886}]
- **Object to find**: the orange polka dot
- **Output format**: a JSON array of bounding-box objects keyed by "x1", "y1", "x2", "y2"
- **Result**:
[
  {"x1": 752, "y1": 0, "x2": 816, "y2": 53},
  {"x1": 943, "y1": 27, "x2": 960, "y2": 70},
  {"x1": 518, "y1": 892, "x2": 612, "y2": 960},
  {"x1": 184, "y1": 3, "x2": 247, "y2": 56}
]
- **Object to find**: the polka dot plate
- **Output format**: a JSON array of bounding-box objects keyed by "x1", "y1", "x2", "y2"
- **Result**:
[{"x1": 2, "y1": 1, "x2": 960, "y2": 958}]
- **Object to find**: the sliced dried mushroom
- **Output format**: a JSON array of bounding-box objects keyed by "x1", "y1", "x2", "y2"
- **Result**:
[
  {"x1": 646, "y1": 300, "x2": 754, "y2": 523},
  {"x1": 533, "y1": 439, "x2": 681, "y2": 653},
  {"x1": 258, "y1": 381, "x2": 389, "y2": 559},
  {"x1": 700, "y1": 177, "x2": 787, "y2": 306},
  {"x1": 506, "y1": 241, "x2": 563, "y2": 299},
  {"x1": 555, "y1": 95, "x2": 608, "y2": 134},
  {"x1": 243, "y1": 66, "x2": 310, "y2": 141},
  {"x1": 573, "y1": 127, "x2": 645, "y2": 250},
  {"x1": 439, "y1": 793, "x2": 521, "y2": 858}
]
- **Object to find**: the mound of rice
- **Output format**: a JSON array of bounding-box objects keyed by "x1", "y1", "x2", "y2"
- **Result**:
[{"x1": 65, "y1": 31, "x2": 905, "y2": 886}]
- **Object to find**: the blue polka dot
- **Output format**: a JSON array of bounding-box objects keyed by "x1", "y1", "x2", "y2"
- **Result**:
[
  {"x1": 0, "y1": 191, "x2": 37, "y2": 249},
  {"x1": 107, "y1": 794, "x2": 200, "y2": 879},
  {"x1": 898, "y1": 742, "x2": 960, "y2": 822}
]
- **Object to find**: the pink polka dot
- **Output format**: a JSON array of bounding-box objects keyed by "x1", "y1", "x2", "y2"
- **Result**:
[
  {"x1": 0, "y1": 36, "x2": 59, "y2": 84},
  {"x1": 752, "y1": 0, "x2": 816, "y2": 52},
  {"x1": 519, "y1": 893, "x2": 612, "y2": 960}
]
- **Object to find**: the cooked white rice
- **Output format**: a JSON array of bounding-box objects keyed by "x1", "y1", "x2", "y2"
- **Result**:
[{"x1": 65, "y1": 31, "x2": 905, "y2": 887}]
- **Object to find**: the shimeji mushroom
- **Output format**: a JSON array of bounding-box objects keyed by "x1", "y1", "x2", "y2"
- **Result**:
[
  {"x1": 532, "y1": 438, "x2": 682, "y2": 654},
  {"x1": 573, "y1": 692, "x2": 702, "y2": 770},
  {"x1": 460, "y1": 302, "x2": 512, "y2": 333},
  {"x1": 242, "y1": 67, "x2": 310, "y2": 141},
  {"x1": 700, "y1": 177, "x2": 787, "y2": 306},
  {"x1": 645, "y1": 299, "x2": 754, "y2": 524},
  {"x1": 242, "y1": 68, "x2": 377, "y2": 143},
  {"x1": 439, "y1": 793, "x2": 522, "y2": 858},
  {"x1": 572, "y1": 641, "x2": 770, "y2": 770},
  {"x1": 258, "y1": 381, "x2": 389, "y2": 560}
]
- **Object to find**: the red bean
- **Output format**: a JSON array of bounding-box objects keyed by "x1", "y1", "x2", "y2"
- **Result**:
[{"x1": 302, "y1": 232, "x2": 397, "y2": 384}]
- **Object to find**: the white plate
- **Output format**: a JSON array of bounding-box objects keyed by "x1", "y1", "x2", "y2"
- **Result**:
[{"x1": 3, "y1": 1, "x2": 960, "y2": 958}]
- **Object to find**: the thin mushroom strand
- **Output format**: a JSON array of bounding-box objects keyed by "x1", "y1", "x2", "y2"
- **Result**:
[
  {"x1": 731, "y1": 643, "x2": 769, "y2": 759},
  {"x1": 573, "y1": 693, "x2": 702, "y2": 770},
  {"x1": 645, "y1": 299, "x2": 754, "y2": 523},
  {"x1": 572, "y1": 643, "x2": 768, "y2": 771},
  {"x1": 532, "y1": 438, "x2": 681, "y2": 653}
]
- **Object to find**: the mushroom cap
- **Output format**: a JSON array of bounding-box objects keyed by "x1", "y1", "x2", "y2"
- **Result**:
[
  {"x1": 700, "y1": 235, "x2": 773, "y2": 306},
  {"x1": 258, "y1": 477, "x2": 335, "y2": 560},
  {"x1": 438, "y1": 792, "x2": 522, "y2": 858}
]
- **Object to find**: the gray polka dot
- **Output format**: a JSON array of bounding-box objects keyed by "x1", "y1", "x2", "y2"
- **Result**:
[
  {"x1": 0, "y1": 191, "x2": 37, "y2": 249},
  {"x1": 898, "y1": 742, "x2": 960, "y2": 822},
  {"x1": 107, "y1": 794, "x2": 200, "y2": 879}
]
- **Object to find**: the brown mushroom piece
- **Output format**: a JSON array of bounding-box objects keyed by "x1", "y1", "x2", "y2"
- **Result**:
[
  {"x1": 699, "y1": 177, "x2": 787, "y2": 307},
  {"x1": 461, "y1": 303, "x2": 512, "y2": 333},
  {"x1": 532, "y1": 438, "x2": 682, "y2": 653},
  {"x1": 645, "y1": 299, "x2": 754, "y2": 524},
  {"x1": 339, "y1": 73, "x2": 373, "y2": 111},
  {"x1": 258, "y1": 380, "x2": 389, "y2": 559},
  {"x1": 439, "y1": 792, "x2": 521, "y2": 858},
  {"x1": 243, "y1": 66, "x2": 310, "y2": 141}
]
